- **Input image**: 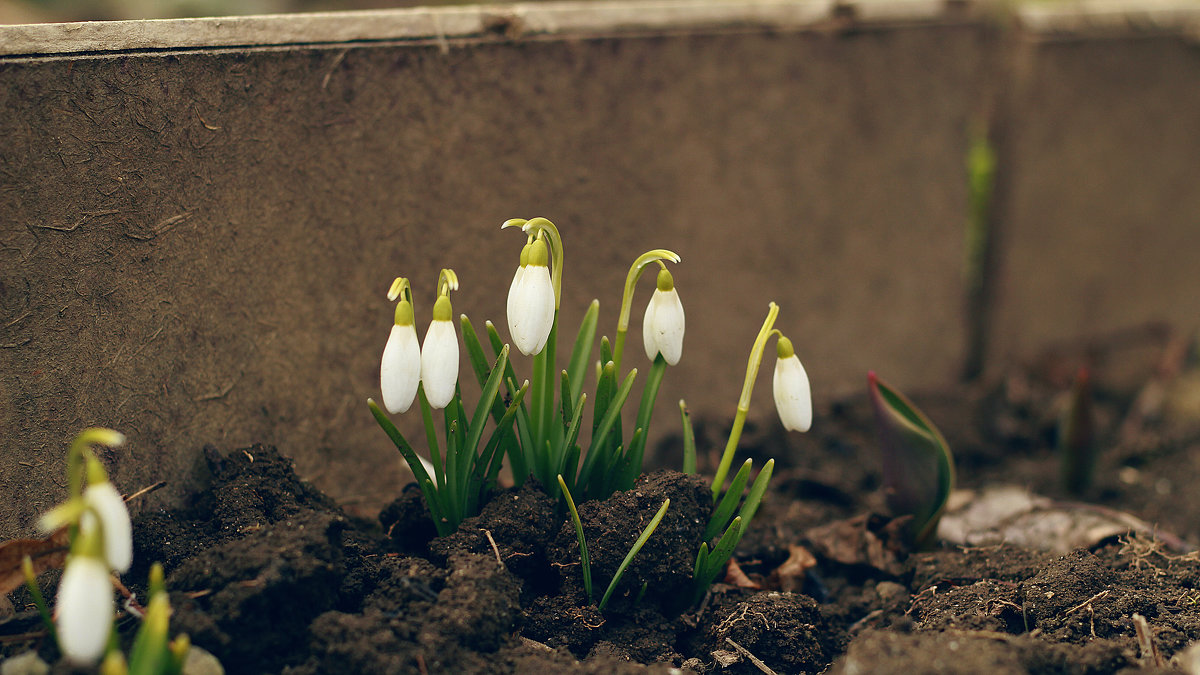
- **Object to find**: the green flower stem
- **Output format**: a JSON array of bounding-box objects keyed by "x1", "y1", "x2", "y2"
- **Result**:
[
  {"x1": 711, "y1": 303, "x2": 779, "y2": 501},
  {"x1": 613, "y1": 249, "x2": 680, "y2": 372},
  {"x1": 622, "y1": 355, "x2": 667, "y2": 487}
]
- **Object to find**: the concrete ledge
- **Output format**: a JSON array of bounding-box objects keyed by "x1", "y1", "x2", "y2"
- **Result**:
[{"x1": 0, "y1": 0, "x2": 968, "y2": 57}]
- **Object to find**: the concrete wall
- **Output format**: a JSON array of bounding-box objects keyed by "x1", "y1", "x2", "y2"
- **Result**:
[{"x1": 1, "y1": 0, "x2": 1196, "y2": 537}]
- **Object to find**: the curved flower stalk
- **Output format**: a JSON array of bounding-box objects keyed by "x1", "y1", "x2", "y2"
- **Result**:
[
  {"x1": 507, "y1": 237, "x2": 555, "y2": 356},
  {"x1": 613, "y1": 249, "x2": 680, "y2": 372},
  {"x1": 420, "y1": 269, "x2": 460, "y2": 410},
  {"x1": 381, "y1": 278, "x2": 421, "y2": 414},
  {"x1": 772, "y1": 336, "x2": 812, "y2": 433},
  {"x1": 694, "y1": 303, "x2": 812, "y2": 604},
  {"x1": 642, "y1": 267, "x2": 684, "y2": 366}
]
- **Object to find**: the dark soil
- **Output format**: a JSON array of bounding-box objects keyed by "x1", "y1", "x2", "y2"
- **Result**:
[{"x1": 7, "y1": 363, "x2": 1200, "y2": 674}]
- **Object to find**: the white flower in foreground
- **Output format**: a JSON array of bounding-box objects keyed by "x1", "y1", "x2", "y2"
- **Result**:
[
  {"x1": 772, "y1": 336, "x2": 812, "y2": 432},
  {"x1": 642, "y1": 268, "x2": 685, "y2": 366},
  {"x1": 421, "y1": 295, "x2": 460, "y2": 409},
  {"x1": 381, "y1": 298, "x2": 421, "y2": 414},
  {"x1": 507, "y1": 238, "x2": 555, "y2": 356},
  {"x1": 81, "y1": 482, "x2": 132, "y2": 573},
  {"x1": 55, "y1": 556, "x2": 113, "y2": 665}
]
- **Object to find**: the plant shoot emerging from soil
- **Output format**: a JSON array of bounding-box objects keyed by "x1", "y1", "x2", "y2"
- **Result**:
[{"x1": 868, "y1": 372, "x2": 955, "y2": 547}]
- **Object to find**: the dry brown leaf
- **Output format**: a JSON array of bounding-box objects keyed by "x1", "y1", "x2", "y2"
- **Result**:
[
  {"x1": 723, "y1": 557, "x2": 761, "y2": 590},
  {"x1": 774, "y1": 544, "x2": 817, "y2": 592},
  {"x1": 806, "y1": 513, "x2": 909, "y2": 576},
  {"x1": 0, "y1": 527, "x2": 70, "y2": 595}
]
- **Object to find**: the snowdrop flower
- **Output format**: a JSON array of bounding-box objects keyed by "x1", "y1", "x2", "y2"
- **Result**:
[
  {"x1": 421, "y1": 270, "x2": 460, "y2": 409},
  {"x1": 380, "y1": 283, "x2": 421, "y2": 414},
  {"x1": 772, "y1": 336, "x2": 812, "y2": 432},
  {"x1": 81, "y1": 478, "x2": 132, "y2": 573},
  {"x1": 642, "y1": 268, "x2": 685, "y2": 365},
  {"x1": 507, "y1": 237, "x2": 555, "y2": 356},
  {"x1": 55, "y1": 551, "x2": 113, "y2": 665}
]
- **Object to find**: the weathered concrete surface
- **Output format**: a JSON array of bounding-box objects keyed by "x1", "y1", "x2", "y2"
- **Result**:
[
  {"x1": 989, "y1": 29, "x2": 1200, "y2": 386},
  {"x1": 0, "y1": 18, "x2": 985, "y2": 536}
]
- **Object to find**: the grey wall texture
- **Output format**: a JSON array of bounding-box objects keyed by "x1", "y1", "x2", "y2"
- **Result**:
[{"x1": 0, "y1": 1, "x2": 1197, "y2": 538}]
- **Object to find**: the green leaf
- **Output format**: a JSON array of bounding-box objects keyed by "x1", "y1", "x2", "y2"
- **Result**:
[
  {"x1": 599, "y1": 498, "x2": 670, "y2": 611},
  {"x1": 737, "y1": 459, "x2": 774, "y2": 526},
  {"x1": 868, "y1": 372, "x2": 955, "y2": 547},
  {"x1": 693, "y1": 516, "x2": 743, "y2": 604},
  {"x1": 680, "y1": 400, "x2": 697, "y2": 475},
  {"x1": 558, "y1": 475, "x2": 592, "y2": 602},
  {"x1": 369, "y1": 398, "x2": 437, "y2": 493},
  {"x1": 566, "y1": 300, "x2": 599, "y2": 408},
  {"x1": 417, "y1": 386, "x2": 445, "y2": 492},
  {"x1": 705, "y1": 459, "x2": 751, "y2": 542}
]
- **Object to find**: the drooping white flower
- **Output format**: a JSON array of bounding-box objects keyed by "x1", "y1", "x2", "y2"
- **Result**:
[
  {"x1": 55, "y1": 555, "x2": 113, "y2": 665},
  {"x1": 381, "y1": 298, "x2": 422, "y2": 414},
  {"x1": 772, "y1": 336, "x2": 812, "y2": 432},
  {"x1": 81, "y1": 481, "x2": 132, "y2": 573},
  {"x1": 421, "y1": 295, "x2": 459, "y2": 409},
  {"x1": 642, "y1": 268, "x2": 685, "y2": 366},
  {"x1": 507, "y1": 238, "x2": 555, "y2": 356}
]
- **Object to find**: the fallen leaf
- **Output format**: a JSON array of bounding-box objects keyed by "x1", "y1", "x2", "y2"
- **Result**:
[
  {"x1": 0, "y1": 528, "x2": 70, "y2": 595},
  {"x1": 805, "y1": 513, "x2": 909, "y2": 576},
  {"x1": 723, "y1": 557, "x2": 761, "y2": 590},
  {"x1": 773, "y1": 545, "x2": 817, "y2": 592}
]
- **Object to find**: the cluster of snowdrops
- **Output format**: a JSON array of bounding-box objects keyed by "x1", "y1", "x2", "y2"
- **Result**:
[{"x1": 369, "y1": 217, "x2": 813, "y2": 607}]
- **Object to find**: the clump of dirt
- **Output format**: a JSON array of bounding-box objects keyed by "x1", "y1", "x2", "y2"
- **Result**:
[{"x1": 545, "y1": 470, "x2": 711, "y2": 615}]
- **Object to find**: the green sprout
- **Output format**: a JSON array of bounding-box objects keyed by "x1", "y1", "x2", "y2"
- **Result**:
[
  {"x1": 868, "y1": 372, "x2": 955, "y2": 548},
  {"x1": 557, "y1": 475, "x2": 670, "y2": 611},
  {"x1": 1059, "y1": 367, "x2": 1096, "y2": 495}
]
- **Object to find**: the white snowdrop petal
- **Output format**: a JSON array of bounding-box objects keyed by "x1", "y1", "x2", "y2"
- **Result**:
[
  {"x1": 654, "y1": 288, "x2": 685, "y2": 366},
  {"x1": 773, "y1": 355, "x2": 812, "y2": 432},
  {"x1": 56, "y1": 557, "x2": 113, "y2": 665},
  {"x1": 505, "y1": 266, "x2": 526, "y2": 346},
  {"x1": 83, "y1": 483, "x2": 132, "y2": 573},
  {"x1": 381, "y1": 324, "x2": 422, "y2": 414},
  {"x1": 421, "y1": 320, "x2": 460, "y2": 409},
  {"x1": 511, "y1": 265, "x2": 555, "y2": 356},
  {"x1": 642, "y1": 293, "x2": 659, "y2": 362},
  {"x1": 643, "y1": 288, "x2": 685, "y2": 365}
]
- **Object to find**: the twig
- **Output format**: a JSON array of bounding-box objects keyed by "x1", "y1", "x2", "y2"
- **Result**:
[
  {"x1": 724, "y1": 638, "x2": 779, "y2": 675},
  {"x1": 123, "y1": 481, "x2": 167, "y2": 503},
  {"x1": 482, "y1": 529, "x2": 504, "y2": 568},
  {"x1": 1133, "y1": 613, "x2": 1164, "y2": 668},
  {"x1": 1066, "y1": 589, "x2": 1109, "y2": 615},
  {"x1": 848, "y1": 608, "x2": 883, "y2": 634}
]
